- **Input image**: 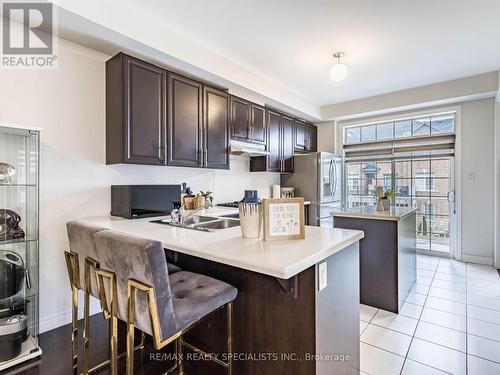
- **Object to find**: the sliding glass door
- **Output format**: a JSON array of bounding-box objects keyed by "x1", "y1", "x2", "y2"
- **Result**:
[
  {"x1": 394, "y1": 158, "x2": 455, "y2": 255},
  {"x1": 343, "y1": 111, "x2": 457, "y2": 256}
]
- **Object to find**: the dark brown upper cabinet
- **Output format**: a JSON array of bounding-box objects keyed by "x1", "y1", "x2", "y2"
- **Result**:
[
  {"x1": 294, "y1": 121, "x2": 317, "y2": 153},
  {"x1": 266, "y1": 110, "x2": 282, "y2": 172},
  {"x1": 167, "y1": 73, "x2": 203, "y2": 168},
  {"x1": 305, "y1": 124, "x2": 318, "y2": 152},
  {"x1": 230, "y1": 96, "x2": 266, "y2": 145},
  {"x1": 203, "y1": 86, "x2": 230, "y2": 169},
  {"x1": 106, "y1": 53, "x2": 167, "y2": 165},
  {"x1": 281, "y1": 115, "x2": 295, "y2": 173},
  {"x1": 250, "y1": 104, "x2": 266, "y2": 144},
  {"x1": 294, "y1": 120, "x2": 307, "y2": 151},
  {"x1": 250, "y1": 110, "x2": 294, "y2": 173}
]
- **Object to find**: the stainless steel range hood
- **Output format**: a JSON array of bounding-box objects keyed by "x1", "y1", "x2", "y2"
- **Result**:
[{"x1": 229, "y1": 140, "x2": 270, "y2": 157}]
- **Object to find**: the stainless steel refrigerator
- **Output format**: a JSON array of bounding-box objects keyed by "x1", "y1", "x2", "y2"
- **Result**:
[{"x1": 281, "y1": 152, "x2": 342, "y2": 227}]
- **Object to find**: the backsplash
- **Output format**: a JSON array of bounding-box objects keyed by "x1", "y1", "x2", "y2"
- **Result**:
[{"x1": 108, "y1": 155, "x2": 280, "y2": 203}]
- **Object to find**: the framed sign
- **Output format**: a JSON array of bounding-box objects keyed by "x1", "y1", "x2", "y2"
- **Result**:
[{"x1": 263, "y1": 197, "x2": 305, "y2": 241}]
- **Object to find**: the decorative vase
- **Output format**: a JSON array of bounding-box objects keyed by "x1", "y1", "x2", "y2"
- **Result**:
[
  {"x1": 239, "y1": 203, "x2": 262, "y2": 239},
  {"x1": 382, "y1": 199, "x2": 390, "y2": 210},
  {"x1": 239, "y1": 190, "x2": 262, "y2": 238},
  {"x1": 376, "y1": 198, "x2": 385, "y2": 211}
]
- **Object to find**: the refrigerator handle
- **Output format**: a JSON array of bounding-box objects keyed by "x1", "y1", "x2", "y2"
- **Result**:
[
  {"x1": 328, "y1": 159, "x2": 334, "y2": 196},
  {"x1": 332, "y1": 159, "x2": 337, "y2": 199}
]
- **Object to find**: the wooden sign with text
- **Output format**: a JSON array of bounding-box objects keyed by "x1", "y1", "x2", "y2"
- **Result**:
[{"x1": 263, "y1": 198, "x2": 305, "y2": 241}]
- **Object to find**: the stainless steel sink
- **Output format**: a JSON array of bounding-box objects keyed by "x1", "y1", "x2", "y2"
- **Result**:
[
  {"x1": 152, "y1": 215, "x2": 239, "y2": 232},
  {"x1": 182, "y1": 215, "x2": 217, "y2": 225},
  {"x1": 194, "y1": 219, "x2": 240, "y2": 230}
]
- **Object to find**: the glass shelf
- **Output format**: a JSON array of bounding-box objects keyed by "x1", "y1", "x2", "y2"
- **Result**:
[
  {"x1": 0, "y1": 184, "x2": 37, "y2": 187},
  {"x1": 0, "y1": 124, "x2": 40, "y2": 370}
]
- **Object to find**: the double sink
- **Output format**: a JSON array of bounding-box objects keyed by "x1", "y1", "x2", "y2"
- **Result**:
[{"x1": 153, "y1": 214, "x2": 240, "y2": 232}]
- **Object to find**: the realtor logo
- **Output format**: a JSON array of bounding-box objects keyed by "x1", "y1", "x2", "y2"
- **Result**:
[{"x1": 1, "y1": 1, "x2": 58, "y2": 68}]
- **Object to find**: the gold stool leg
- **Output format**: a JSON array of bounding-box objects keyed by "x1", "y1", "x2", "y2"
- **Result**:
[
  {"x1": 65, "y1": 251, "x2": 80, "y2": 375},
  {"x1": 96, "y1": 269, "x2": 119, "y2": 375},
  {"x1": 227, "y1": 302, "x2": 233, "y2": 375}
]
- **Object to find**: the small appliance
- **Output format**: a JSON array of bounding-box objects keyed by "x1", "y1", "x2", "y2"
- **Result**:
[
  {"x1": 111, "y1": 185, "x2": 181, "y2": 219},
  {"x1": 0, "y1": 314, "x2": 27, "y2": 362}
]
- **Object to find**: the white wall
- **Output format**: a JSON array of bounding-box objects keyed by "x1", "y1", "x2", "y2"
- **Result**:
[
  {"x1": 321, "y1": 71, "x2": 498, "y2": 120},
  {"x1": 0, "y1": 39, "x2": 279, "y2": 332},
  {"x1": 461, "y1": 99, "x2": 496, "y2": 264},
  {"x1": 494, "y1": 97, "x2": 500, "y2": 268},
  {"x1": 316, "y1": 121, "x2": 335, "y2": 153}
]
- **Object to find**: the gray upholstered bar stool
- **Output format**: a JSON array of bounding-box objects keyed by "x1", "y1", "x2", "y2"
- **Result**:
[
  {"x1": 65, "y1": 221, "x2": 182, "y2": 375},
  {"x1": 65, "y1": 221, "x2": 108, "y2": 375},
  {"x1": 93, "y1": 230, "x2": 237, "y2": 375}
]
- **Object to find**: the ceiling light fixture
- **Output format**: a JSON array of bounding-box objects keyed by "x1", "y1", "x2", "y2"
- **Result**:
[{"x1": 329, "y1": 52, "x2": 348, "y2": 82}]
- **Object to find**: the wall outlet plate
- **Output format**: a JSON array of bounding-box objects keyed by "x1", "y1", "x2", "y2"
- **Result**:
[{"x1": 319, "y1": 261, "x2": 327, "y2": 291}]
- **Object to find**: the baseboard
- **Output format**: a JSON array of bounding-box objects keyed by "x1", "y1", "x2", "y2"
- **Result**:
[
  {"x1": 461, "y1": 254, "x2": 494, "y2": 266},
  {"x1": 39, "y1": 298, "x2": 102, "y2": 334}
]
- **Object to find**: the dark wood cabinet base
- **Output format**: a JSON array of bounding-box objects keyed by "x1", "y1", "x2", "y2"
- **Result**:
[
  {"x1": 334, "y1": 214, "x2": 416, "y2": 313},
  {"x1": 170, "y1": 242, "x2": 360, "y2": 375}
]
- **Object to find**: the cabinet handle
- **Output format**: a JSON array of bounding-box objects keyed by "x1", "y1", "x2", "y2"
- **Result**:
[
  {"x1": 204, "y1": 148, "x2": 208, "y2": 167},
  {"x1": 198, "y1": 149, "x2": 203, "y2": 167}
]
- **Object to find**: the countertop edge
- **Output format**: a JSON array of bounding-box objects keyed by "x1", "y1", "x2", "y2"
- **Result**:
[{"x1": 331, "y1": 207, "x2": 418, "y2": 221}]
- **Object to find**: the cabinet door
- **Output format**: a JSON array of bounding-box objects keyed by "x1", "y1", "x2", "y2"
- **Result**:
[
  {"x1": 123, "y1": 55, "x2": 166, "y2": 165},
  {"x1": 266, "y1": 110, "x2": 282, "y2": 172},
  {"x1": 310, "y1": 125, "x2": 318, "y2": 152},
  {"x1": 204, "y1": 87, "x2": 230, "y2": 169},
  {"x1": 167, "y1": 73, "x2": 203, "y2": 167},
  {"x1": 250, "y1": 104, "x2": 266, "y2": 144},
  {"x1": 294, "y1": 120, "x2": 306, "y2": 151},
  {"x1": 230, "y1": 96, "x2": 250, "y2": 141},
  {"x1": 305, "y1": 124, "x2": 318, "y2": 152},
  {"x1": 282, "y1": 116, "x2": 295, "y2": 173}
]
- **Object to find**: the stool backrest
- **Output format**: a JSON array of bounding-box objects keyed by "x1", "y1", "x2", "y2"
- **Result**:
[
  {"x1": 66, "y1": 221, "x2": 107, "y2": 296},
  {"x1": 94, "y1": 230, "x2": 176, "y2": 339}
]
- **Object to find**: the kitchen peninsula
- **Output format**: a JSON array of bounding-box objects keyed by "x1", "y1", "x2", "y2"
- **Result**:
[
  {"x1": 79, "y1": 207, "x2": 363, "y2": 375},
  {"x1": 333, "y1": 206, "x2": 417, "y2": 313}
]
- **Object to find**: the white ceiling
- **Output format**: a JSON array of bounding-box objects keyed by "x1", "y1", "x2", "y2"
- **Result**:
[{"x1": 119, "y1": 0, "x2": 500, "y2": 106}]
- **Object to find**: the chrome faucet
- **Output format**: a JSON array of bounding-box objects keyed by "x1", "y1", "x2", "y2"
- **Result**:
[{"x1": 171, "y1": 200, "x2": 213, "y2": 224}]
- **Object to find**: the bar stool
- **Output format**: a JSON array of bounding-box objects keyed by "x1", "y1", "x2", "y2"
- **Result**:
[
  {"x1": 65, "y1": 221, "x2": 108, "y2": 375},
  {"x1": 93, "y1": 230, "x2": 237, "y2": 375},
  {"x1": 65, "y1": 221, "x2": 181, "y2": 374}
]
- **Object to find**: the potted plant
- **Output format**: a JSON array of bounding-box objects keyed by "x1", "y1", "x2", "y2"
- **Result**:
[{"x1": 373, "y1": 187, "x2": 398, "y2": 211}]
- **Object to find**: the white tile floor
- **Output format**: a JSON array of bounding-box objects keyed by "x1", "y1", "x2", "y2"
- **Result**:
[{"x1": 359, "y1": 254, "x2": 500, "y2": 375}]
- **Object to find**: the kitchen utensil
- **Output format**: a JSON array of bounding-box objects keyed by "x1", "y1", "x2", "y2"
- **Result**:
[
  {"x1": 0, "y1": 163, "x2": 15, "y2": 185},
  {"x1": 0, "y1": 314, "x2": 27, "y2": 361},
  {"x1": 0, "y1": 209, "x2": 25, "y2": 241},
  {"x1": 0, "y1": 251, "x2": 25, "y2": 300}
]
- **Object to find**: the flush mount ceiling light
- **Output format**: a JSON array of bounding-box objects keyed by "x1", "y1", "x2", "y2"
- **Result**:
[{"x1": 329, "y1": 52, "x2": 348, "y2": 82}]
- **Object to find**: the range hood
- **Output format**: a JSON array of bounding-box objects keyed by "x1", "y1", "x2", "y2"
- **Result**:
[{"x1": 229, "y1": 140, "x2": 270, "y2": 157}]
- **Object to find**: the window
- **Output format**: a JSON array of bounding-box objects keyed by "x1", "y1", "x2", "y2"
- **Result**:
[
  {"x1": 344, "y1": 113, "x2": 454, "y2": 144},
  {"x1": 415, "y1": 172, "x2": 434, "y2": 192},
  {"x1": 343, "y1": 112, "x2": 456, "y2": 254}
]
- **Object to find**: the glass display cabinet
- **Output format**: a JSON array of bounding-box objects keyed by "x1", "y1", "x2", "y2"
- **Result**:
[{"x1": 0, "y1": 124, "x2": 42, "y2": 370}]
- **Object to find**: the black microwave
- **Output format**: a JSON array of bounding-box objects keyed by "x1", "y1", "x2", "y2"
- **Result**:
[{"x1": 111, "y1": 185, "x2": 181, "y2": 219}]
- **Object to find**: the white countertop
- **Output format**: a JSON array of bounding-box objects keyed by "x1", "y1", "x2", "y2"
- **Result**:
[
  {"x1": 78, "y1": 207, "x2": 363, "y2": 279},
  {"x1": 331, "y1": 206, "x2": 418, "y2": 221}
]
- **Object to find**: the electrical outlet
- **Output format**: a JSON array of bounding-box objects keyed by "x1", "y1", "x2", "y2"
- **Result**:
[{"x1": 319, "y1": 261, "x2": 327, "y2": 291}]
